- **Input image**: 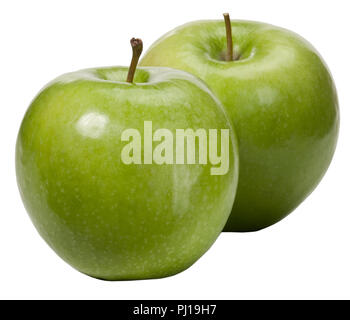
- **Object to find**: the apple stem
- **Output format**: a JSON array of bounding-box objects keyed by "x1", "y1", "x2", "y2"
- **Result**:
[
  {"x1": 223, "y1": 13, "x2": 233, "y2": 61},
  {"x1": 126, "y1": 38, "x2": 143, "y2": 83}
]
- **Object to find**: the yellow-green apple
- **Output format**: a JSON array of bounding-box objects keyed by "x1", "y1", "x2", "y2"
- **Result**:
[
  {"x1": 140, "y1": 16, "x2": 339, "y2": 231},
  {"x1": 16, "y1": 39, "x2": 239, "y2": 280}
]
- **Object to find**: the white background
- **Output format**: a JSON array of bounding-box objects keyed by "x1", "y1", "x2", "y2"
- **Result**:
[{"x1": 0, "y1": 0, "x2": 349, "y2": 300}]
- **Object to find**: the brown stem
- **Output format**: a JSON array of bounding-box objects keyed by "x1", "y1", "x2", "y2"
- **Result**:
[
  {"x1": 126, "y1": 38, "x2": 143, "y2": 83},
  {"x1": 223, "y1": 13, "x2": 233, "y2": 61}
]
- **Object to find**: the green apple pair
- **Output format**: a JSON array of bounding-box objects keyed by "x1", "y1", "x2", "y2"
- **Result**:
[{"x1": 16, "y1": 14, "x2": 339, "y2": 280}]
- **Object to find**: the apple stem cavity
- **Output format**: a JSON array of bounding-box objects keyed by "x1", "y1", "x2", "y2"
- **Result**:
[
  {"x1": 223, "y1": 13, "x2": 233, "y2": 61},
  {"x1": 126, "y1": 38, "x2": 143, "y2": 83}
]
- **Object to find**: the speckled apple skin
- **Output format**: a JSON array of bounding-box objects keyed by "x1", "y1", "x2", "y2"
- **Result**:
[
  {"x1": 16, "y1": 67, "x2": 239, "y2": 280},
  {"x1": 140, "y1": 20, "x2": 339, "y2": 231}
]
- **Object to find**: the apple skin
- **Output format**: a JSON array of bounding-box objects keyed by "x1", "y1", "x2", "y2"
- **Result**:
[
  {"x1": 140, "y1": 20, "x2": 339, "y2": 231},
  {"x1": 16, "y1": 66, "x2": 238, "y2": 280}
]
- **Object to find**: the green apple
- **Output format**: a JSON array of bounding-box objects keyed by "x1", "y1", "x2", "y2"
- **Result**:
[
  {"x1": 140, "y1": 17, "x2": 339, "y2": 231},
  {"x1": 16, "y1": 39, "x2": 239, "y2": 280}
]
